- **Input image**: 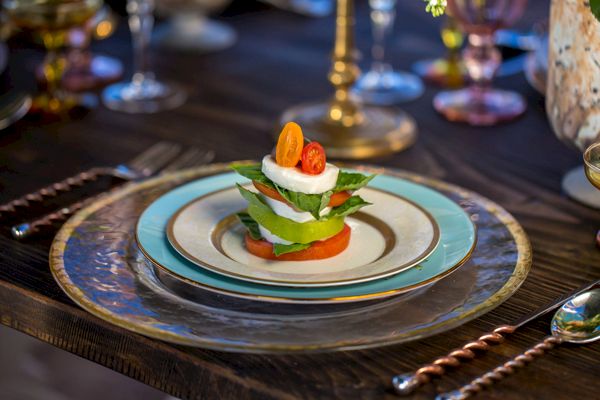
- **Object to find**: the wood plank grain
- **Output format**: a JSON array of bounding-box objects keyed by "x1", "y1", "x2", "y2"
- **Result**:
[{"x1": 0, "y1": 0, "x2": 599, "y2": 399}]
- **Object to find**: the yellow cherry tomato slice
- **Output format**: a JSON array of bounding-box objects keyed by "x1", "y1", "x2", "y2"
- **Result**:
[{"x1": 276, "y1": 122, "x2": 304, "y2": 167}]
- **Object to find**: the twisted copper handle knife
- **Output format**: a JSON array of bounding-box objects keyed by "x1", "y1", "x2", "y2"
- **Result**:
[
  {"x1": 0, "y1": 141, "x2": 181, "y2": 221},
  {"x1": 0, "y1": 167, "x2": 117, "y2": 218},
  {"x1": 435, "y1": 336, "x2": 562, "y2": 400},
  {"x1": 392, "y1": 280, "x2": 600, "y2": 395},
  {"x1": 10, "y1": 196, "x2": 96, "y2": 239}
]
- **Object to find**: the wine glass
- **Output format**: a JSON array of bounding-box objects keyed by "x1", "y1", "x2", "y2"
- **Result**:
[
  {"x1": 102, "y1": 0, "x2": 187, "y2": 114},
  {"x1": 433, "y1": 0, "x2": 528, "y2": 126},
  {"x1": 153, "y1": 0, "x2": 236, "y2": 54},
  {"x1": 61, "y1": 6, "x2": 123, "y2": 92},
  {"x1": 3, "y1": 0, "x2": 102, "y2": 117},
  {"x1": 583, "y1": 142, "x2": 600, "y2": 246},
  {"x1": 352, "y1": 0, "x2": 424, "y2": 105},
  {"x1": 412, "y1": 15, "x2": 466, "y2": 88}
]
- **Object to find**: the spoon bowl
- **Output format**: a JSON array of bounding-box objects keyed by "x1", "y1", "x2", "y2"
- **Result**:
[{"x1": 551, "y1": 288, "x2": 600, "y2": 344}]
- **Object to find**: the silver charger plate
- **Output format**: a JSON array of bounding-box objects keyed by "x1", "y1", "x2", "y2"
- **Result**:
[{"x1": 50, "y1": 164, "x2": 532, "y2": 353}]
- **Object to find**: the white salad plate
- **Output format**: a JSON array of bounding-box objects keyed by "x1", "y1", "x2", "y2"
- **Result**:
[{"x1": 166, "y1": 185, "x2": 441, "y2": 287}]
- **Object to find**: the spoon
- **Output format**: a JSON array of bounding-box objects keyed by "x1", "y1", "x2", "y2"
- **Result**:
[
  {"x1": 392, "y1": 280, "x2": 599, "y2": 395},
  {"x1": 436, "y1": 288, "x2": 600, "y2": 400}
]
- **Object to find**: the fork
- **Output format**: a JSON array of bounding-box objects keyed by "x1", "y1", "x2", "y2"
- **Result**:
[
  {"x1": 0, "y1": 141, "x2": 182, "y2": 219},
  {"x1": 10, "y1": 147, "x2": 215, "y2": 239}
]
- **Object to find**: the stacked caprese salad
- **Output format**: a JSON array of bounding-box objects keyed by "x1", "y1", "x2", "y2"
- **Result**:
[{"x1": 233, "y1": 122, "x2": 375, "y2": 261}]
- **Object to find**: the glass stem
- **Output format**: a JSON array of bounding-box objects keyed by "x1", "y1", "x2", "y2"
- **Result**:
[
  {"x1": 368, "y1": 0, "x2": 396, "y2": 75},
  {"x1": 463, "y1": 33, "x2": 501, "y2": 100},
  {"x1": 127, "y1": 0, "x2": 155, "y2": 86},
  {"x1": 41, "y1": 31, "x2": 67, "y2": 105}
]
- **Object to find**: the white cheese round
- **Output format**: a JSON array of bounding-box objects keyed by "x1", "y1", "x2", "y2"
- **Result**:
[
  {"x1": 263, "y1": 196, "x2": 331, "y2": 223},
  {"x1": 258, "y1": 226, "x2": 293, "y2": 245},
  {"x1": 261, "y1": 155, "x2": 339, "y2": 194}
]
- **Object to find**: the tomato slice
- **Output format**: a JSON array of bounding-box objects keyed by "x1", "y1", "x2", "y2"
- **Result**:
[
  {"x1": 245, "y1": 224, "x2": 351, "y2": 261},
  {"x1": 253, "y1": 181, "x2": 351, "y2": 208},
  {"x1": 301, "y1": 142, "x2": 326, "y2": 175},
  {"x1": 276, "y1": 122, "x2": 304, "y2": 167},
  {"x1": 253, "y1": 181, "x2": 286, "y2": 203}
]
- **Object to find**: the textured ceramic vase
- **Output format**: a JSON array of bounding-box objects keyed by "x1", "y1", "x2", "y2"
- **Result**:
[
  {"x1": 547, "y1": 0, "x2": 600, "y2": 207},
  {"x1": 547, "y1": 0, "x2": 600, "y2": 150}
]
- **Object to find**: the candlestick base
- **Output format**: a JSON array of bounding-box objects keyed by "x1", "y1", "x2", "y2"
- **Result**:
[{"x1": 279, "y1": 102, "x2": 417, "y2": 159}]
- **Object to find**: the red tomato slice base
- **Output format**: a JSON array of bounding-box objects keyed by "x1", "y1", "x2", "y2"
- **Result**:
[{"x1": 245, "y1": 224, "x2": 351, "y2": 261}]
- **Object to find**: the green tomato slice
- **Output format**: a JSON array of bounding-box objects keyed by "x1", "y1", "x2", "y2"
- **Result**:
[{"x1": 238, "y1": 185, "x2": 345, "y2": 244}]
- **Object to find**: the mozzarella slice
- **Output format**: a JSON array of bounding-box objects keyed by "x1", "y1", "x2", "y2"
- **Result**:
[
  {"x1": 263, "y1": 196, "x2": 331, "y2": 223},
  {"x1": 258, "y1": 226, "x2": 293, "y2": 245},
  {"x1": 261, "y1": 155, "x2": 339, "y2": 194}
]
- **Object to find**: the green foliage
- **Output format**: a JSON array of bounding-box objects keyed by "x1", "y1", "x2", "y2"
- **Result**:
[
  {"x1": 424, "y1": 0, "x2": 446, "y2": 17},
  {"x1": 591, "y1": 0, "x2": 600, "y2": 22}
]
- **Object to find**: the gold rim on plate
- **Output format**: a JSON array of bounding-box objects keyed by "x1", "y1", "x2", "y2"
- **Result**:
[{"x1": 163, "y1": 186, "x2": 441, "y2": 288}]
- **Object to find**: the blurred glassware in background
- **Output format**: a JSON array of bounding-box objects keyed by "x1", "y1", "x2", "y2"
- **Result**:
[
  {"x1": 280, "y1": 0, "x2": 417, "y2": 159},
  {"x1": 3, "y1": 0, "x2": 102, "y2": 118},
  {"x1": 353, "y1": 0, "x2": 424, "y2": 105},
  {"x1": 102, "y1": 0, "x2": 187, "y2": 113},
  {"x1": 0, "y1": 40, "x2": 7, "y2": 75},
  {"x1": 523, "y1": 30, "x2": 547, "y2": 96},
  {"x1": 0, "y1": 91, "x2": 32, "y2": 130},
  {"x1": 259, "y1": 0, "x2": 333, "y2": 18},
  {"x1": 60, "y1": 6, "x2": 123, "y2": 92},
  {"x1": 153, "y1": 0, "x2": 236, "y2": 53},
  {"x1": 433, "y1": 0, "x2": 528, "y2": 126},
  {"x1": 412, "y1": 15, "x2": 465, "y2": 88},
  {"x1": 583, "y1": 142, "x2": 600, "y2": 245}
]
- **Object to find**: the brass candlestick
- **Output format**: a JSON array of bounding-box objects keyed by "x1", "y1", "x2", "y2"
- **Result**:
[{"x1": 279, "y1": 0, "x2": 417, "y2": 159}]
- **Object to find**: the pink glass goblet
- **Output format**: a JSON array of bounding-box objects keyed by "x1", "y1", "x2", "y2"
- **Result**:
[{"x1": 433, "y1": 0, "x2": 528, "y2": 126}]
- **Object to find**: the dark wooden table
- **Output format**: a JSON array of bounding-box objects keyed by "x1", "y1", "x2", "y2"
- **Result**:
[{"x1": 1, "y1": 1, "x2": 599, "y2": 399}]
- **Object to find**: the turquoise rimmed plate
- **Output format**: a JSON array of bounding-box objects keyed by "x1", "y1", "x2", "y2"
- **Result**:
[{"x1": 135, "y1": 171, "x2": 476, "y2": 303}]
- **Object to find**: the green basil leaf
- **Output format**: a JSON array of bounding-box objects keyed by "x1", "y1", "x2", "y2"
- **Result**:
[
  {"x1": 236, "y1": 212, "x2": 262, "y2": 240},
  {"x1": 232, "y1": 165, "x2": 375, "y2": 220},
  {"x1": 236, "y1": 183, "x2": 270, "y2": 208},
  {"x1": 273, "y1": 242, "x2": 311, "y2": 256},
  {"x1": 275, "y1": 184, "x2": 332, "y2": 220},
  {"x1": 326, "y1": 196, "x2": 371, "y2": 218},
  {"x1": 230, "y1": 164, "x2": 274, "y2": 188},
  {"x1": 334, "y1": 171, "x2": 375, "y2": 192},
  {"x1": 592, "y1": 0, "x2": 600, "y2": 22}
]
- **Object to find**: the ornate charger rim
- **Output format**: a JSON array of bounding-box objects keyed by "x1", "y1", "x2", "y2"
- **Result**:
[{"x1": 49, "y1": 162, "x2": 533, "y2": 352}]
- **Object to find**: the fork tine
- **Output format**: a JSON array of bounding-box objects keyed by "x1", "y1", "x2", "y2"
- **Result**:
[
  {"x1": 131, "y1": 142, "x2": 181, "y2": 172},
  {"x1": 134, "y1": 143, "x2": 182, "y2": 176},
  {"x1": 199, "y1": 149, "x2": 216, "y2": 165},
  {"x1": 127, "y1": 141, "x2": 173, "y2": 170},
  {"x1": 162, "y1": 148, "x2": 202, "y2": 172},
  {"x1": 163, "y1": 148, "x2": 215, "y2": 173}
]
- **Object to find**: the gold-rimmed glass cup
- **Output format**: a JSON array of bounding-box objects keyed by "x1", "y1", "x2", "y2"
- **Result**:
[
  {"x1": 3, "y1": 0, "x2": 102, "y2": 117},
  {"x1": 583, "y1": 142, "x2": 600, "y2": 246}
]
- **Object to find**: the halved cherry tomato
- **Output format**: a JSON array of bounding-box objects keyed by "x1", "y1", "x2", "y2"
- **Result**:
[
  {"x1": 300, "y1": 142, "x2": 326, "y2": 175},
  {"x1": 276, "y1": 122, "x2": 304, "y2": 167},
  {"x1": 245, "y1": 224, "x2": 351, "y2": 261},
  {"x1": 253, "y1": 181, "x2": 351, "y2": 208}
]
